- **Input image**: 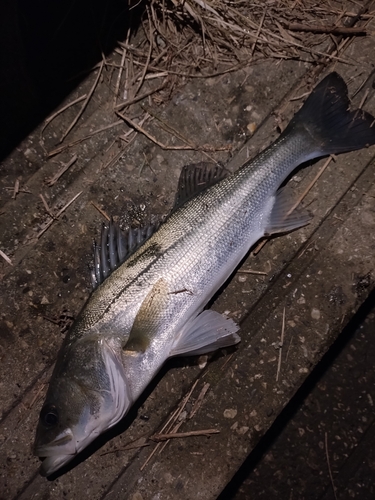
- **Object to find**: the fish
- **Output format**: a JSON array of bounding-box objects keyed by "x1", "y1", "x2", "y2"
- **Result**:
[{"x1": 34, "y1": 72, "x2": 375, "y2": 476}]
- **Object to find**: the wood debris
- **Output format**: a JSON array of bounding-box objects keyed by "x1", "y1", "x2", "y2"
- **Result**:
[
  {"x1": 116, "y1": 110, "x2": 230, "y2": 152},
  {"x1": 90, "y1": 202, "x2": 111, "y2": 221},
  {"x1": 325, "y1": 431, "x2": 338, "y2": 500},
  {"x1": 276, "y1": 306, "x2": 286, "y2": 382},
  {"x1": 39, "y1": 0, "x2": 371, "y2": 157},
  {"x1": 141, "y1": 378, "x2": 214, "y2": 470},
  {"x1": 0, "y1": 249, "x2": 13, "y2": 266},
  {"x1": 13, "y1": 179, "x2": 20, "y2": 199},
  {"x1": 150, "y1": 429, "x2": 219, "y2": 442},
  {"x1": 45, "y1": 155, "x2": 78, "y2": 186},
  {"x1": 59, "y1": 59, "x2": 105, "y2": 143},
  {"x1": 100, "y1": 438, "x2": 150, "y2": 457},
  {"x1": 37, "y1": 191, "x2": 82, "y2": 239},
  {"x1": 237, "y1": 269, "x2": 267, "y2": 276},
  {"x1": 286, "y1": 23, "x2": 367, "y2": 36}
]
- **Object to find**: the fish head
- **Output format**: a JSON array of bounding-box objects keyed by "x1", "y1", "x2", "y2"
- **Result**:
[{"x1": 34, "y1": 335, "x2": 131, "y2": 476}]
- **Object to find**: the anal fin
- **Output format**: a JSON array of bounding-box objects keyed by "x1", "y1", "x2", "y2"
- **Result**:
[
  {"x1": 170, "y1": 310, "x2": 240, "y2": 357},
  {"x1": 264, "y1": 187, "x2": 312, "y2": 236}
]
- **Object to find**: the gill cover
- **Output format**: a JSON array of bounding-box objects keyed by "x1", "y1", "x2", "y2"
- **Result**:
[{"x1": 34, "y1": 336, "x2": 130, "y2": 476}]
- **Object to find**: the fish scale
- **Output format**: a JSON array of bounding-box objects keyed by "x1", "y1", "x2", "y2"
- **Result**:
[
  {"x1": 84, "y1": 131, "x2": 310, "y2": 339},
  {"x1": 34, "y1": 72, "x2": 375, "y2": 476}
]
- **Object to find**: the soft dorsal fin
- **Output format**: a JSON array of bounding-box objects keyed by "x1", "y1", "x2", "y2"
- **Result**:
[
  {"x1": 90, "y1": 219, "x2": 159, "y2": 290},
  {"x1": 124, "y1": 278, "x2": 169, "y2": 353},
  {"x1": 173, "y1": 162, "x2": 228, "y2": 210}
]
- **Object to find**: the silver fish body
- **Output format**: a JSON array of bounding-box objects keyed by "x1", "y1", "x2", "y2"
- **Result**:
[{"x1": 34, "y1": 73, "x2": 375, "y2": 476}]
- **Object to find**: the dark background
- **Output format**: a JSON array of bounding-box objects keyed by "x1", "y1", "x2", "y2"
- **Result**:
[{"x1": 0, "y1": 0, "x2": 140, "y2": 162}]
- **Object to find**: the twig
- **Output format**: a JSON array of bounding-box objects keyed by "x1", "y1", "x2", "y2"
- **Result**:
[
  {"x1": 100, "y1": 440, "x2": 150, "y2": 456},
  {"x1": 352, "y1": 72, "x2": 370, "y2": 98},
  {"x1": 252, "y1": 238, "x2": 268, "y2": 256},
  {"x1": 116, "y1": 111, "x2": 229, "y2": 152},
  {"x1": 116, "y1": 111, "x2": 194, "y2": 150},
  {"x1": 250, "y1": 10, "x2": 266, "y2": 58},
  {"x1": 13, "y1": 179, "x2": 20, "y2": 199},
  {"x1": 141, "y1": 379, "x2": 199, "y2": 470},
  {"x1": 359, "y1": 88, "x2": 370, "y2": 109},
  {"x1": 289, "y1": 91, "x2": 310, "y2": 102},
  {"x1": 37, "y1": 191, "x2": 82, "y2": 239},
  {"x1": 140, "y1": 103, "x2": 218, "y2": 163},
  {"x1": 325, "y1": 432, "x2": 338, "y2": 500},
  {"x1": 131, "y1": 59, "x2": 251, "y2": 79},
  {"x1": 0, "y1": 249, "x2": 13, "y2": 266},
  {"x1": 158, "y1": 421, "x2": 184, "y2": 454},
  {"x1": 140, "y1": 71, "x2": 169, "y2": 81},
  {"x1": 103, "y1": 140, "x2": 133, "y2": 170},
  {"x1": 114, "y1": 82, "x2": 166, "y2": 111},
  {"x1": 287, "y1": 156, "x2": 333, "y2": 216},
  {"x1": 150, "y1": 429, "x2": 219, "y2": 442},
  {"x1": 41, "y1": 94, "x2": 87, "y2": 134},
  {"x1": 114, "y1": 46, "x2": 127, "y2": 108},
  {"x1": 276, "y1": 306, "x2": 286, "y2": 382},
  {"x1": 42, "y1": 315, "x2": 60, "y2": 326},
  {"x1": 133, "y1": 16, "x2": 154, "y2": 100},
  {"x1": 48, "y1": 120, "x2": 124, "y2": 157},
  {"x1": 286, "y1": 23, "x2": 367, "y2": 36},
  {"x1": 101, "y1": 114, "x2": 149, "y2": 170},
  {"x1": 298, "y1": 238, "x2": 317, "y2": 259},
  {"x1": 164, "y1": 380, "x2": 199, "y2": 433},
  {"x1": 261, "y1": 28, "x2": 351, "y2": 64},
  {"x1": 60, "y1": 59, "x2": 104, "y2": 143},
  {"x1": 45, "y1": 155, "x2": 78, "y2": 186},
  {"x1": 140, "y1": 104, "x2": 195, "y2": 147},
  {"x1": 5, "y1": 186, "x2": 31, "y2": 195},
  {"x1": 237, "y1": 269, "x2": 267, "y2": 275},
  {"x1": 285, "y1": 335, "x2": 293, "y2": 363},
  {"x1": 189, "y1": 382, "x2": 210, "y2": 420},
  {"x1": 90, "y1": 201, "x2": 110, "y2": 221},
  {"x1": 220, "y1": 352, "x2": 235, "y2": 372},
  {"x1": 39, "y1": 194, "x2": 55, "y2": 218}
]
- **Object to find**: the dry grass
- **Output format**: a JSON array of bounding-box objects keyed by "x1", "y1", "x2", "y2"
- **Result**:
[
  {"x1": 103, "y1": 0, "x2": 373, "y2": 131},
  {"x1": 42, "y1": 0, "x2": 373, "y2": 157},
  {"x1": 117, "y1": 0, "x2": 370, "y2": 83}
]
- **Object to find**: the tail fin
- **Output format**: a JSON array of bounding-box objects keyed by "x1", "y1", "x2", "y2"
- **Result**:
[{"x1": 283, "y1": 72, "x2": 375, "y2": 156}]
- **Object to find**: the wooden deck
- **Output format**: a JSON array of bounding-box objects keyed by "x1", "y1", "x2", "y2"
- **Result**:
[{"x1": 1, "y1": 15, "x2": 375, "y2": 500}]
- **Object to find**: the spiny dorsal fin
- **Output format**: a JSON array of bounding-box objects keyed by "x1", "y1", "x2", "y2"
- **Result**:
[
  {"x1": 173, "y1": 162, "x2": 228, "y2": 210},
  {"x1": 90, "y1": 218, "x2": 159, "y2": 290},
  {"x1": 124, "y1": 278, "x2": 169, "y2": 353}
]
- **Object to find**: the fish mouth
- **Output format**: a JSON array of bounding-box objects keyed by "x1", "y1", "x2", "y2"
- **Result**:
[
  {"x1": 34, "y1": 429, "x2": 77, "y2": 476},
  {"x1": 35, "y1": 427, "x2": 104, "y2": 476},
  {"x1": 35, "y1": 428, "x2": 75, "y2": 456},
  {"x1": 38, "y1": 454, "x2": 76, "y2": 477}
]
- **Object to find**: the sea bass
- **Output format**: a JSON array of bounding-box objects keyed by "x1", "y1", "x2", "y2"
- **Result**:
[{"x1": 34, "y1": 73, "x2": 375, "y2": 476}]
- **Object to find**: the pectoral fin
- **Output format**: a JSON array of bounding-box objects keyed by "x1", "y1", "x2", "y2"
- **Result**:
[
  {"x1": 264, "y1": 187, "x2": 312, "y2": 236},
  {"x1": 170, "y1": 310, "x2": 240, "y2": 357},
  {"x1": 124, "y1": 278, "x2": 169, "y2": 353}
]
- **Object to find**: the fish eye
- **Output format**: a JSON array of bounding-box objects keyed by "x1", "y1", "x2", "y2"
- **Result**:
[{"x1": 40, "y1": 405, "x2": 59, "y2": 427}]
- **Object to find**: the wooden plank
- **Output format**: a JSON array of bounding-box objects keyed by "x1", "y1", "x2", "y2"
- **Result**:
[
  {"x1": 1, "y1": 13, "x2": 375, "y2": 500},
  {"x1": 99, "y1": 33, "x2": 375, "y2": 500},
  {"x1": 101, "y1": 146, "x2": 375, "y2": 500},
  {"x1": 0, "y1": 59, "x2": 307, "y2": 500}
]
